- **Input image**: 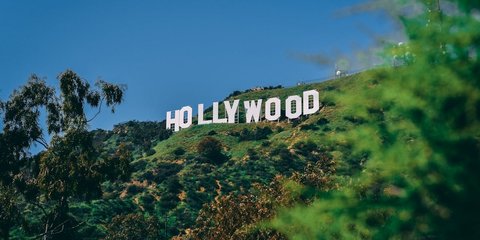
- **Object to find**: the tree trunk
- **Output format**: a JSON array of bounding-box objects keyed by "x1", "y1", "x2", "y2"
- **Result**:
[{"x1": 42, "y1": 222, "x2": 48, "y2": 240}]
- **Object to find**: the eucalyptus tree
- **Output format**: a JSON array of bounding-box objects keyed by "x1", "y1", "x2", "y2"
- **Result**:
[{"x1": 0, "y1": 70, "x2": 131, "y2": 239}]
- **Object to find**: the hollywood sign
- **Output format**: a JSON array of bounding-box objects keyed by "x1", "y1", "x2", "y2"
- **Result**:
[{"x1": 166, "y1": 89, "x2": 320, "y2": 132}]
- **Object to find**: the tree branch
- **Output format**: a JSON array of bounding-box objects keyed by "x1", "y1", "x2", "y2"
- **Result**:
[
  {"x1": 87, "y1": 97, "x2": 104, "y2": 123},
  {"x1": 71, "y1": 221, "x2": 85, "y2": 230},
  {"x1": 50, "y1": 219, "x2": 68, "y2": 235},
  {"x1": 33, "y1": 219, "x2": 69, "y2": 239},
  {"x1": 28, "y1": 200, "x2": 49, "y2": 219},
  {"x1": 34, "y1": 139, "x2": 48, "y2": 149}
]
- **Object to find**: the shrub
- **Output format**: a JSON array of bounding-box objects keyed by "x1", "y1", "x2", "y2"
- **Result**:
[
  {"x1": 316, "y1": 118, "x2": 329, "y2": 125},
  {"x1": 270, "y1": 143, "x2": 296, "y2": 167},
  {"x1": 293, "y1": 140, "x2": 318, "y2": 156},
  {"x1": 125, "y1": 184, "x2": 143, "y2": 195},
  {"x1": 140, "y1": 194, "x2": 156, "y2": 211},
  {"x1": 299, "y1": 124, "x2": 319, "y2": 131},
  {"x1": 196, "y1": 137, "x2": 228, "y2": 165},
  {"x1": 131, "y1": 159, "x2": 147, "y2": 172},
  {"x1": 207, "y1": 130, "x2": 217, "y2": 136},
  {"x1": 247, "y1": 148, "x2": 259, "y2": 160},
  {"x1": 238, "y1": 126, "x2": 273, "y2": 141},
  {"x1": 343, "y1": 115, "x2": 366, "y2": 125},
  {"x1": 103, "y1": 213, "x2": 161, "y2": 240},
  {"x1": 141, "y1": 162, "x2": 182, "y2": 184},
  {"x1": 276, "y1": 126, "x2": 284, "y2": 133},
  {"x1": 144, "y1": 148, "x2": 156, "y2": 156},
  {"x1": 173, "y1": 147, "x2": 186, "y2": 156}
]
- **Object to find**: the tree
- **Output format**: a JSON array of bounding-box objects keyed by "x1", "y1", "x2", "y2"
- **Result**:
[
  {"x1": 0, "y1": 185, "x2": 18, "y2": 240},
  {"x1": 0, "y1": 70, "x2": 130, "y2": 239},
  {"x1": 103, "y1": 213, "x2": 161, "y2": 240},
  {"x1": 272, "y1": 0, "x2": 480, "y2": 239},
  {"x1": 196, "y1": 137, "x2": 228, "y2": 164},
  {"x1": 185, "y1": 177, "x2": 290, "y2": 240},
  {"x1": 184, "y1": 154, "x2": 336, "y2": 240}
]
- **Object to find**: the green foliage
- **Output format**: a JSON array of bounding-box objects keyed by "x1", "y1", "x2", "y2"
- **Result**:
[
  {"x1": 0, "y1": 67, "x2": 375, "y2": 239},
  {"x1": 293, "y1": 140, "x2": 318, "y2": 156},
  {"x1": 93, "y1": 121, "x2": 172, "y2": 160},
  {"x1": 139, "y1": 162, "x2": 182, "y2": 184},
  {"x1": 103, "y1": 213, "x2": 161, "y2": 240},
  {"x1": 8, "y1": 6, "x2": 478, "y2": 238},
  {"x1": 0, "y1": 185, "x2": 18, "y2": 240},
  {"x1": 145, "y1": 148, "x2": 156, "y2": 156},
  {"x1": 0, "y1": 62, "x2": 389, "y2": 239},
  {"x1": 173, "y1": 146, "x2": 186, "y2": 156},
  {"x1": 238, "y1": 126, "x2": 274, "y2": 141},
  {"x1": 39, "y1": 130, "x2": 101, "y2": 201},
  {"x1": 102, "y1": 143, "x2": 132, "y2": 182},
  {"x1": 246, "y1": 148, "x2": 260, "y2": 160},
  {"x1": 196, "y1": 137, "x2": 228, "y2": 165},
  {"x1": 185, "y1": 177, "x2": 290, "y2": 240},
  {"x1": 223, "y1": 85, "x2": 283, "y2": 100},
  {"x1": 185, "y1": 153, "x2": 337, "y2": 240},
  {"x1": 0, "y1": 70, "x2": 129, "y2": 239},
  {"x1": 271, "y1": 0, "x2": 480, "y2": 239}
]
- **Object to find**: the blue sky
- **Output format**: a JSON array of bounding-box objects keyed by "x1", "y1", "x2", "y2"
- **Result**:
[{"x1": 0, "y1": 0, "x2": 398, "y2": 130}]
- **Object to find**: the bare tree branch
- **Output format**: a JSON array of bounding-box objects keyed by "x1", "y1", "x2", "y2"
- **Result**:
[
  {"x1": 34, "y1": 139, "x2": 48, "y2": 149},
  {"x1": 87, "y1": 97, "x2": 104, "y2": 123}
]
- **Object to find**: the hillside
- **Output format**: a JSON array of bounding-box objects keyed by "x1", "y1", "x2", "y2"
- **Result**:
[
  {"x1": 4, "y1": 1, "x2": 478, "y2": 239},
  {"x1": 67, "y1": 71, "x2": 375, "y2": 239}
]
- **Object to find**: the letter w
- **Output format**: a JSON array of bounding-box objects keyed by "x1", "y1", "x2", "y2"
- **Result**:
[{"x1": 244, "y1": 99, "x2": 263, "y2": 123}]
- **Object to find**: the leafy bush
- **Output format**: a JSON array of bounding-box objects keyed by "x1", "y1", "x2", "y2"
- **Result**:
[
  {"x1": 131, "y1": 159, "x2": 148, "y2": 172},
  {"x1": 196, "y1": 137, "x2": 228, "y2": 165},
  {"x1": 316, "y1": 118, "x2": 329, "y2": 125},
  {"x1": 207, "y1": 130, "x2": 217, "y2": 136},
  {"x1": 186, "y1": 180, "x2": 289, "y2": 240},
  {"x1": 299, "y1": 123, "x2": 319, "y2": 131},
  {"x1": 343, "y1": 115, "x2": 366, "y2": 125},
  {"x1": 111, "y1": 120, "x2": 172, "y2": 153},
  {"x1": 144, "y1": 148, "x2": 156, "y2": 156},
  {"x1": 293, "y1": 140, "x2": 318, "y2": 156},
  {"x1": 173, "y1": 147, "x2": 186, "y2": 156},
  {"x1": 157, "y1": 176, "x2": 182, "y2": 213},
  {"x1": 125, "y1": 184, "x2": 143, "y2": 195},
  {"x1": 103, "y1": 213, "x2": 161, "y2": 240},
  {"x1": 246, "y1": 148, "x2": 259, "y2": 160},
  {"x1": 140, "y1": 193, "x2": 156, "y2": 212},
  {"x1": 238, "y1": 127, "x2": 273, "y2": 141},
  {"x1": 140, "y1": 162, "x2": 182, "y2": 184}
]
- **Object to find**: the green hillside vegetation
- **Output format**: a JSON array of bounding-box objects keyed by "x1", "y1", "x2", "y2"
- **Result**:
[
  {"x1": 1, "y1": 0, "x2": 479, "y2": 239},
  {"x1": 77, "y1": 72, "x2": 368, "y2": 239}
]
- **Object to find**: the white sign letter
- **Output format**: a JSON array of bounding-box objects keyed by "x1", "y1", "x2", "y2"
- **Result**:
[
  {"x1": 244, "y1": 99, "x2": 263, "y2": 123},
  {"x1": 213, "y1": 102, "x2": 227, "y2": 123},
  {"x1": 265, "y1": 97, "x2": 281, "y2": 121},
  {"x1": 198, "y1": 104, "x2": 212, "y2": 125},
  {"x1": 286, "y1": 95, "x2": 302, "y2": 119},
  {"x1": 303, "y1": 90, "x2": 320, "y2": 115},
  {"x1": 224, "y1": 100, "x2": 240, "y2": 123},
  {"x1": 166, "y1": 110, "x2": 180, "y2": 132},
  {"x1": 179, "y1": 106, "x2": 193, "y2": 129}
]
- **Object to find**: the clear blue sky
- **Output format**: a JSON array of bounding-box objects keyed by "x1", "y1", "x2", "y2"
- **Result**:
[{"x1": 0, "y1": 0, "x2": 397, "y2": 130}]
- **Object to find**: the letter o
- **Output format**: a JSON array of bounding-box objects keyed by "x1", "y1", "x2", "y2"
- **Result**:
[
  {"x1": 265, "y1": 97, "x2": 281, "y2": 121},
  {"x1": 179, "y1": 106, "x2": 193, "y2": 129},
  {"x1": 285, "y1": 95, "x2": 302, "y2": 119}
]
